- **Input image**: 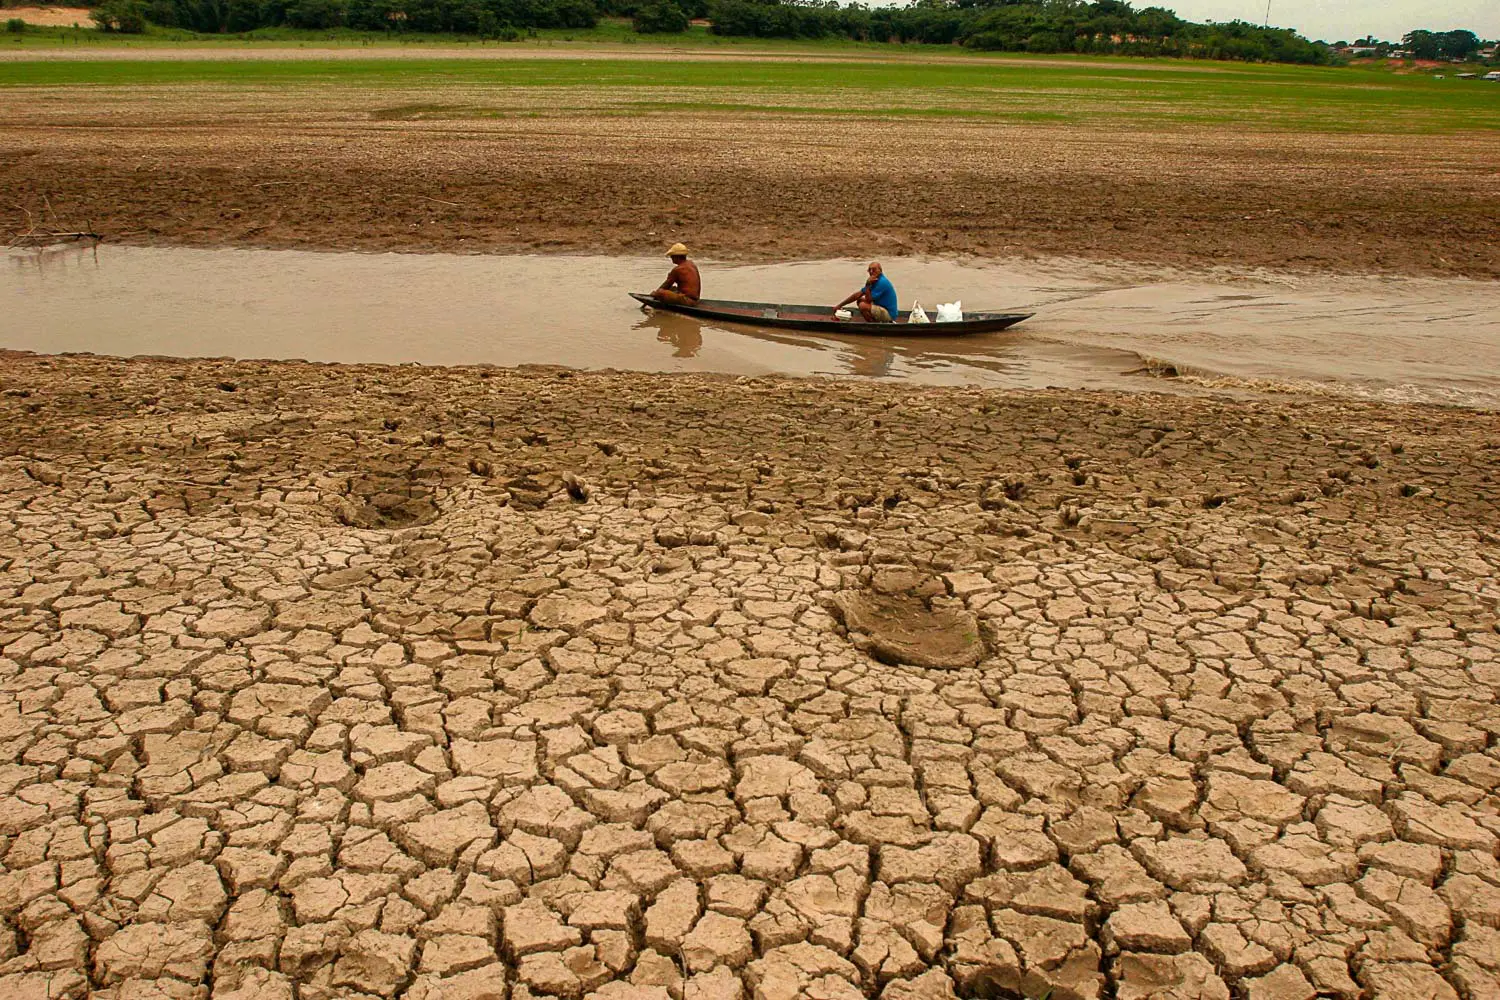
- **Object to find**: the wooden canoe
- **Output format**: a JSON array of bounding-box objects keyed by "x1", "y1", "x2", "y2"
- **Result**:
[{"x1": 631, "y1": 294, "x2": 1031, "y2": 335}]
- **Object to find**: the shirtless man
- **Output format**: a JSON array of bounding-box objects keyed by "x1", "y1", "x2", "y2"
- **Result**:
[
  {"x1": 651, "y1": 243, "x2": 701, "y2": 305},
  {"x1": 833, "y1": 261, "x2": 897, "y2": 322}
]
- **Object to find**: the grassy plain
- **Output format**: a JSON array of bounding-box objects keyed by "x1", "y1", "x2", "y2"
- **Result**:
[{"x1": 3, "y1": 43, "x2": 1497, "y2": 134}]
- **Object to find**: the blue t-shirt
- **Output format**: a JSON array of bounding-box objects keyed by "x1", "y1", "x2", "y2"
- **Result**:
[{"x1": 867, "y1": 274, "x2": 898, "y2": 316}]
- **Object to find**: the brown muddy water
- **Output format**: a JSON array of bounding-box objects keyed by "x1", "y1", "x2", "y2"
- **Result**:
[{"x1": 7, "y1": 246, "x2": 1500, "y2": 407}]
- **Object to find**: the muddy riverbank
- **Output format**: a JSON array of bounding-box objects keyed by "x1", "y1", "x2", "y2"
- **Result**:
[
  {"x1": 1, "y1": 351, "x2": 1498, "y2": 999},
  {"x1": 4, "y1": 83, "x2": 1497, "y2": 280}
]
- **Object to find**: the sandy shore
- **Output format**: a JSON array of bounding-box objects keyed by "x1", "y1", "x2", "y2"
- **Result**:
[
  {"x1": 0, "y1": 6, "x2": 92, "y2": 27},
  {"x1": 1, "y1": 351, "x2": 1497, "y2": 999}
]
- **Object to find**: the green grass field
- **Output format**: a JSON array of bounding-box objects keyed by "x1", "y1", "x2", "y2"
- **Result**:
[{"x1": 4, "y1": 25, "x2": 1498, "y2": 134}]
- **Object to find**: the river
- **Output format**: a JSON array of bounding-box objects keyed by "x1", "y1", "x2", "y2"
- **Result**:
[{"x1": 7, "y1": 245, "x2": 1498, "y2": 407}]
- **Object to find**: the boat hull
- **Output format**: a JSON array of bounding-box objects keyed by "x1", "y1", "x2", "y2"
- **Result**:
[{"x1": 631, "y1": 294, "x2": 1031, "y2": 335}]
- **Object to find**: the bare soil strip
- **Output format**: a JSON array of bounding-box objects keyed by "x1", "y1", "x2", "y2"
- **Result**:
[
  {"x1": 0, "y1": 6, "x2": 92, "y2": 26},
  {"x1": 3, "y1": 84, "x2": 1497, "y2": 278}
]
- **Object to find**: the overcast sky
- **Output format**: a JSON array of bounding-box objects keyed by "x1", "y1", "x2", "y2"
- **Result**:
[{"x1": 1158, "y1": 0, "x2": 1500, "y2": 43}]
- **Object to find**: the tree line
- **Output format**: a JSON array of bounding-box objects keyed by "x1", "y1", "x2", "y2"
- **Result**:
[
  {"x1": 1400, "y1": 30, "x2": 1487, "y2": 60},
  {"x1": 696, "y1": 0, "x2": 1325, "y2": 62},
  {"x1": 91, "y1": 0, "x2": 1480, "y2": 69},
  {"x1": 1334, "y1": 31, "x2": 1495, "y2": 60},
  {"x1": 93, "y1": 0, "x2": 596, "y2": 35}
]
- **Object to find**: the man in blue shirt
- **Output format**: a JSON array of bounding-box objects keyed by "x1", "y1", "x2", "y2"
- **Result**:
[{"x1": 834, "y1": 262, "x2": 898, "y2": 323}]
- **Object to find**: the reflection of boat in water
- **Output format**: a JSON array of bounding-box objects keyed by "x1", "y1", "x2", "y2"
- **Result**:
[
  {"x1": 630, "y1": 293, "x2": 1032, "y2": 335},
  {"x1": 633, "y1": 310, "x2": 703, "y2": 358},
  {"x1": 634, "y1": 308, "x2": 961, "y2": 380}
]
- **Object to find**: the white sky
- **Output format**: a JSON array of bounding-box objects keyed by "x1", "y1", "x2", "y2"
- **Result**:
[{"x1": 1158, "y1": 0, "x2": 1500, "y2": 43}]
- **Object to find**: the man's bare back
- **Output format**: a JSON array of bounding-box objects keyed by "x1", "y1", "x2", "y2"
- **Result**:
[
  {"x1": 652, "y1": 243, "x2": 701, "y2": 305},
  {"x1": 662, "y1": 259, "x2": 701, "y2": 301}
]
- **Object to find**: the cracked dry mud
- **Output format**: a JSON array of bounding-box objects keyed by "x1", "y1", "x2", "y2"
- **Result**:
[{"x1": 1, "y1": 353, "x2": 1498, "y2": 1000}]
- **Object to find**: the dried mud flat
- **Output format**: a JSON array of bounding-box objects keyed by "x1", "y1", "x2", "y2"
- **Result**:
[
  {"x1": 1, "y1": 351, "x2": 1499, "y2": 1000},
  {"x1": 2, "y1": 84, "x2": 1498, "y2": 278}
]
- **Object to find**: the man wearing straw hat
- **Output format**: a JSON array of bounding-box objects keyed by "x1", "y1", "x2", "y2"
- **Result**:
[{"x1": 651, "y1": 243, "x2": 701, "y2": 306}]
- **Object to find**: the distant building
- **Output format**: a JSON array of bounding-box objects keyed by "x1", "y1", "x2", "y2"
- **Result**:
[{"x1": 1485, "y1": 70, "x2": 1500, "y2": 80}]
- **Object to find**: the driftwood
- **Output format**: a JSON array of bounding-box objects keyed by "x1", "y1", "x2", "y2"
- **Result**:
[
  {"x1": 7, "y1": 200, "x2": 102, "y2": 249},
  {"x1": 8, "y1": 231, "x2": 101, "y2": 248}
]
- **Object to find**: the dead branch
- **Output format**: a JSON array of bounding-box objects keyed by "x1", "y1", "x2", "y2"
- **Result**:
[
  {"x1": 8, "y1": 231, "x2": 102, "y2": 248},
  {"x1": 8, "y1": 197, "x2": 101, "y2": 248}
]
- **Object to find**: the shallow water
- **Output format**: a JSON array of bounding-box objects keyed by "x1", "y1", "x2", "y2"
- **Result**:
[{"x1": 6, "y1": 245, "x2": 1499, "y2": 406}]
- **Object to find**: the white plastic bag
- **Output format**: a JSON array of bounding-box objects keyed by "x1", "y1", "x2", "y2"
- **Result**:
[
  {"x1": 935, "y1": 300, "x2": 963, "y2": 323},
  {"x1": 908, "y1": 301, "x2": 930, "y2": 324},
  {"x1": 834, "y1": 307, "x2": 853, "y2": 320}
]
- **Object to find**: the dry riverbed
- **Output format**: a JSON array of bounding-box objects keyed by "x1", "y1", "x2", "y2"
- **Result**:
[
  {"x1": 3, "y1": 84, "x2": 1498, "y2": 279},
  {"x1": 1, "y1": 352, "x2": 1498, "y2": 999}
]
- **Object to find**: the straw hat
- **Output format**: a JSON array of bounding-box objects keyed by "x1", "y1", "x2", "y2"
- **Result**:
[{"x1": 666, "y1": 243, "x2": 689, "y2": 257}]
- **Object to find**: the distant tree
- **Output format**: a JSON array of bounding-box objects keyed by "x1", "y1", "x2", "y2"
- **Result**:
[
  {"x1": 282, "y1": 0, "x2": 348, "y2": 27},
  {"x1": 1402, "y1": 29, "x2": 1438, "y2": 58},
  {"x1": 1439, "y1": 29, "x2": 1479, "y2": 59},
  {"x1": 92, "y1": 0, "x2": 149, "y2": 31},
  {"x1": 634, "y1": 0, "x2": 687, "y2": 30},
  {"x1": 1403, "y1": 28, "x2": 1480, "y2": 60},
  {"x1": 1134, "y1": 5, "x2": 1183, "y2": 38}
]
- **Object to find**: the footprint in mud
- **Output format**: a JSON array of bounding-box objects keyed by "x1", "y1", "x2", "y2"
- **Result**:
[
  {"x1": 333, "y1": 475, "x2": 441, "y2": 529},
  {"x1": 832, "y1": 570, "x2": 986, "y2": 670}
]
